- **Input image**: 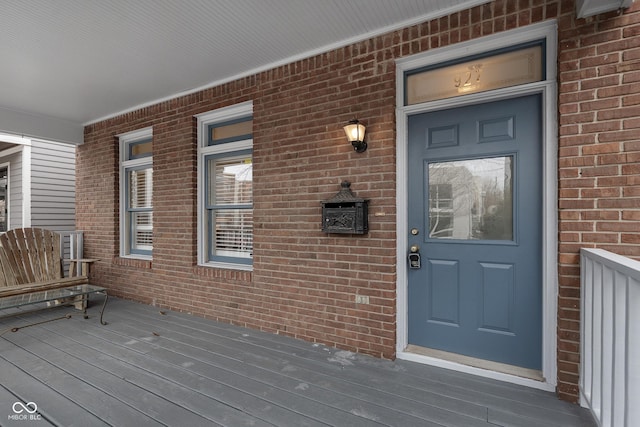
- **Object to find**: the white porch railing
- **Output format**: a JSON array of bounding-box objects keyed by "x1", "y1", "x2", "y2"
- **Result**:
[
  {"x1": 580, "y1": 248, "x2": 640, "y2": 427},
  {"x1": 57, "y1": 230, "x2": 84, "y2": 277}
]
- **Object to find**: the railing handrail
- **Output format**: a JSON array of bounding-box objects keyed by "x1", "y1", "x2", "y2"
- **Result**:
[{"x1": 581, "y1": 248, "x2": 640, "y2": 280}]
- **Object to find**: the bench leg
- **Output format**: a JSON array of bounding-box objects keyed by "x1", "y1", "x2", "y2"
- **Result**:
[
  {"x1": 99, "y1": 291, "x2": 108, "y2": 325},
  {"x1": 46, "y1": 295, "x2": 87, "y2": 310},
  {"x1": 74, "y1": 294, "x2": 88, "y2": 311}
]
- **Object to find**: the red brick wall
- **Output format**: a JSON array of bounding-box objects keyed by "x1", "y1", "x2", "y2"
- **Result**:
[
  {"x1": 78, "y1": 0, "x2": 640, "y2": 402},
  {"x1": 557, "y1": 2, "x2": 640, "y2": 400}
]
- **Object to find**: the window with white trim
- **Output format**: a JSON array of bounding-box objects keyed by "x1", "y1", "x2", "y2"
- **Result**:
[
  {"x1": 119, "y1": 128, "x2": 153, "y2": 258},
  {"x1": 197, "y1": 102, "x2": 253, "y2": 269}
]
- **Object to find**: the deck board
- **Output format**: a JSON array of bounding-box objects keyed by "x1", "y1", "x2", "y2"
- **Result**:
[
  {"x1": 7, "y1": 322, "x2": 303, "y2": 427},
  {"x1": 104, "y1": 305, "x2": 491, "y2": 426},
  {"x1": 85, "y1": 312, "x2": 486, "y2": 426},
  {"x1": 0, "y1": 381, "x2": 56, "y2": 427},
  {"x1": 0, "y1": 295, "x2": 596, "y2": 427},
  {"x1": 29, "y1": 309, "x2": 444, "y2": 426},
  {"x1": 32, "y1": 326, "x2": 368, "y2": 427},
  {"x1": 0, "y1": 357, "x2": 107, "y2": 427},
  {"x1": 1, "y1": 330, "x2": 177, "y2": 426}
]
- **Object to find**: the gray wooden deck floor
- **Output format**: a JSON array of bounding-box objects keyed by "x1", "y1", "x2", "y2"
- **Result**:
[{"x1": 0, "y1": 295, "x2": 595, "y2": 427}]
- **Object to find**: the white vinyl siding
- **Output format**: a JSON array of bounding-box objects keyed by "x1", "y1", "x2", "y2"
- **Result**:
[
  {"x1": 0, "y1": 141, "x2": 76, "y2": 231},
  {"x1": 0, "y1": 139, "x2": 77, "y2": 274},
  {"x1": 30, "y1": 139, "x2": 76, "y2": 231}
]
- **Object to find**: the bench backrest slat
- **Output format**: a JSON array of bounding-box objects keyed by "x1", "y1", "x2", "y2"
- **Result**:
[
  {"x1": 0, "y1": 248, "x2": 19, "y2": 286},
  {"x1": 1, "y1": 230, "x2": 29, "y2": 284},
  {"x1": 43, "y1": 229, "x2": 61, "y2": 280},
  {"x1": 23, "y1": 228, "x2": 40, "y2": 282},
  {"x1": 0, "y1": 228, "x2": 63, "y2": 287}
]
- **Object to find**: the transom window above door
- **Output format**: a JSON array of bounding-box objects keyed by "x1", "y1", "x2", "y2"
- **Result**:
[{"x1": 405, "y1": 42, "x2": 544, "y2": 105}]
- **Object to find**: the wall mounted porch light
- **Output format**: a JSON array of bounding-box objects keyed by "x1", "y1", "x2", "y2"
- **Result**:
[{"x1": 343, "y1": 119, "x2": 367, "y2": 153}]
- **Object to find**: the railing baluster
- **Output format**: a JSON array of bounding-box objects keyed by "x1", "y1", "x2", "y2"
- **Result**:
[
  {"x1": 581, "y1": 248, "x2": 640, "y2": 427},
  {"x1": 628, "y1": 277, "x2": 640, "y2": 426},
  {"x1": 55, "y1": 230, "x2": 84, "y2": 277}
]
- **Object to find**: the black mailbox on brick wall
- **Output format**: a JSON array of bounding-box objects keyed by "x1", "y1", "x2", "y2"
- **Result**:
[{"x1": 321, "y1": 181, "x2": 369, "y2": 234}]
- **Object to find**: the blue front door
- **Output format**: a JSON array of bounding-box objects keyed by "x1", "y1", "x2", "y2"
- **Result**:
[{"x1": 407, "y1": 95, "x2": 542, "y2": 370}]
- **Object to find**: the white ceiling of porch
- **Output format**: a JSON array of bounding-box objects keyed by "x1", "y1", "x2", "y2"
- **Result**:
[{"x1": 0, "y1": 0, "x2": 489, "y2": 143}]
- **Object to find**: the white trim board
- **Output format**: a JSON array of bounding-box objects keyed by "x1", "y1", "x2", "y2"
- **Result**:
[
  {"x1": 395, "y1": 20, "x2": 558, "y2": 391},
  {"x1": 21, "y1": 145, "x2": 31, "y2": 228}
]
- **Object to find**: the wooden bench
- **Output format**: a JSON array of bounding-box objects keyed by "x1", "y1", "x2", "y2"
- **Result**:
[{"x1": 0, "y1": 228, "x2": 95, "y2": 306}]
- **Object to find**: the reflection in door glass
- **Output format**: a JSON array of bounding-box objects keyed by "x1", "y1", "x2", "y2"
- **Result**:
[{"x1": 428, "y1": 156, "x2": 513, "y2": 240}]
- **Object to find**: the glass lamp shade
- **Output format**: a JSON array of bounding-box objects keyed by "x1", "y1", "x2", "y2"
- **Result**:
[{"x1": 343, "y1": 120, "x2": 366, "y2": 143}]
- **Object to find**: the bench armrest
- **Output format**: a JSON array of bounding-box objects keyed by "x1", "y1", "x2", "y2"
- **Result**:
[{"x1": 66, "y1": 258, "x2": 100, "y2": 277}]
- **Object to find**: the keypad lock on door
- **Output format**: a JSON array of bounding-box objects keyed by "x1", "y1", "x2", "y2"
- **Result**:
[{"x1": 408, "y1": 245, "x2": 421, "y2": 269}]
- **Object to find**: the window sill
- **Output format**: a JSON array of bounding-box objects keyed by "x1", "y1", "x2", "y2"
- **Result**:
[
  {"x1": 113, "y1": 256, "x2": 152, "y2": 269},
  {"x1": 194, "y1": 263, "x2": 252, "y2": 281},
  {"x1": 199, "y1": 261, "x2": 252, "y2": 272}
]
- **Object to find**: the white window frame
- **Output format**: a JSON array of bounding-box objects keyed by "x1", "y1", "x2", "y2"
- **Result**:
[
  {"x1": 0, "y1": 134, "x2": 31, "y2": 228},
  {"x1": 118, "y1": 127, "x2": 153, "y2": 259},
  {"x1": 196, "y1": 101, "x2": 253, "y2": 271},
  {"x1": 0, "y1": 162, "x2": 10, "y2": 232}
]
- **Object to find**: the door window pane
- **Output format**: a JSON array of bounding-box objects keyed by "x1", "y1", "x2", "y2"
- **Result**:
[{"x1": 428, "y1": 156, "x2": 513, "y2": 240}]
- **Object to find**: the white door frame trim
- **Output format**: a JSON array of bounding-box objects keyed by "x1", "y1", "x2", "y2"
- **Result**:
[{"x1": 395, "y1": 20, "x2": 558, "y2": 391}]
